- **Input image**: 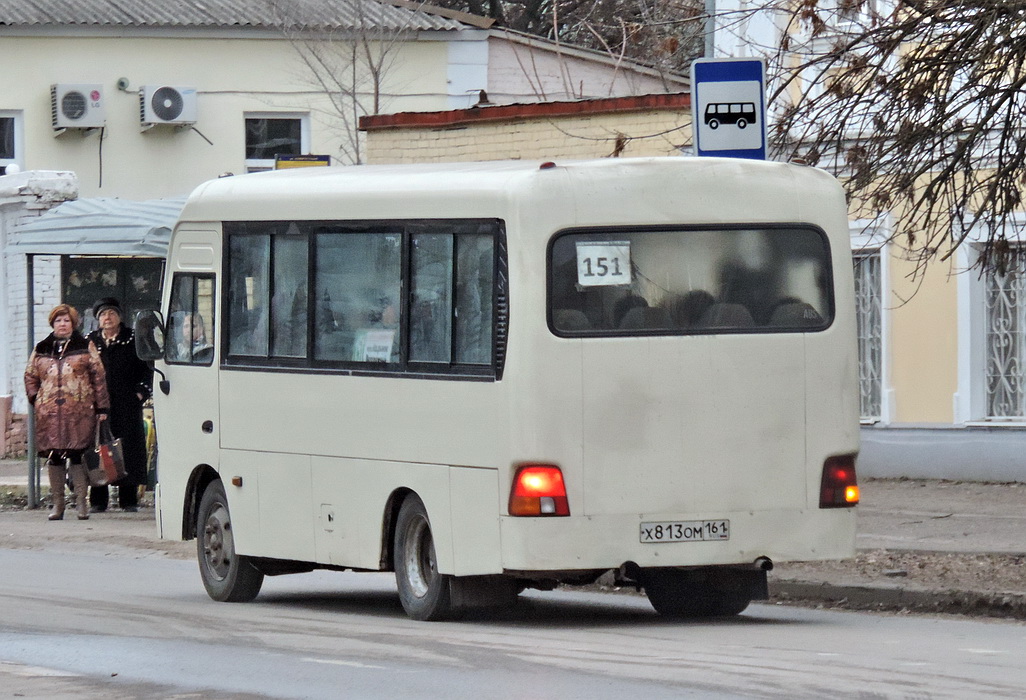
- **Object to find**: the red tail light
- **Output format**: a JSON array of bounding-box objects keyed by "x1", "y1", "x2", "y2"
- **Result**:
[
  {"x1": 509, "y1": 464, "x2": 570, "y2": 516},
  {"x1": 820, "y1": 454, "x2": 859, "y2": 508}
]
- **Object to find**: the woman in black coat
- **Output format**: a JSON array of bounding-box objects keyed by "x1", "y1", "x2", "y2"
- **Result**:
[{"x1": 87, "y1": 297, "x2": 153, "y2": 512}]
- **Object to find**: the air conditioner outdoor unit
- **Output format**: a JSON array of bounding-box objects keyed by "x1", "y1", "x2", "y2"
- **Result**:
[
  {"x1": 51, "y1": 84, "x2": 106, "y2": 130},
  {"x1": 139, "y1": 85, "x2": 198, "y2": 126}
]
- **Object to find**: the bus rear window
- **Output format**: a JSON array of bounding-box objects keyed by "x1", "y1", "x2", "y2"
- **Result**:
[{"x1": 549, "y1": 226, "x2": 832, "y2": 335}]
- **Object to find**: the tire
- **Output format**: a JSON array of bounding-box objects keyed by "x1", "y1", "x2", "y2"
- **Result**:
[
  {"x1": 736, "y1": 119, "x2": 748, "y2": 129},
  {"x1": 640, "y1": 568, "x2": 752, "y2": 619},
  {"x1": 394, "y1": 494, "x2": 460, "y2": 621},
  {"x1": 197, "y1": 480, "x2": 264, "y2": 602},
  {"x1": 708, "y1": 119, "x2": 720, "y2": 130}
]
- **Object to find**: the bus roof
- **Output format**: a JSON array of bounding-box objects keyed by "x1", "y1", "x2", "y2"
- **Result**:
[{"x1": 177, "y1": 157, "x2": 846, "y2": 233}]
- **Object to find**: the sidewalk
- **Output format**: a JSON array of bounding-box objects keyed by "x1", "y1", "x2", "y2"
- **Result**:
[
  {"x1": 1, "y1": 457, "x2": 29, "y2": 487},
  {"x1": 3, "y1": 457, "x2": 1026, "y2": 617},
  {"x1": 770, "y1": 478, "x2": 1026, "y2": 619}
]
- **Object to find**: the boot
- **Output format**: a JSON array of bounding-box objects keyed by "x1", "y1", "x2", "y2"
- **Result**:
[
  {"x1": 47, "y1": 461, "x2": 66, "y2": 521},
  {"x1": 68, "y1": 461, "x2": 90, "y2": 520}
]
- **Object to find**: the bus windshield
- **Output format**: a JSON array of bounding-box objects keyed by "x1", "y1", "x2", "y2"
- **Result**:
[{"x1": 549, "y1": 225, "x2": 832, "y2": 334}]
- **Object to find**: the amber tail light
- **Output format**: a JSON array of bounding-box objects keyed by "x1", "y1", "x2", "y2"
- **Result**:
[{"x1": 820, "y1": 454, "x2": 859, "y2": 508}]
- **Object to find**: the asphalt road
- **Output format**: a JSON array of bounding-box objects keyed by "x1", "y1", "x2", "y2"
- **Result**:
[{"x1": 2, "y1": 536, "x2": 1026, "y2": 699}]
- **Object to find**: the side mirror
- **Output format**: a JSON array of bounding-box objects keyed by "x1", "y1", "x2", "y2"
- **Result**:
[{"x1": 134, "y1": 310, "x2": 166, "y2": 362}]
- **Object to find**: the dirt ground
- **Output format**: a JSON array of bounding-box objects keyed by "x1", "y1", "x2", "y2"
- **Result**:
[
  {"x1": 0, "y1": 490, "x2": 192, "y2": 561},
  {"x1": 774, "y1": 550, "x2": 1026, "y2": 597}
]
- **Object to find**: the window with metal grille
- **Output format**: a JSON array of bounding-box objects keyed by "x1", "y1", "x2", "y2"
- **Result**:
[
  {"x1": 984, "y1": 264, "x2": 1026, "y2": 418},
  {"x1": 853, "y1": 250, "x2": 882, "y2": 420}
]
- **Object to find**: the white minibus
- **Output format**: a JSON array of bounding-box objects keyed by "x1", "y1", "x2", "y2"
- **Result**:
[{"x1": 137, "y1": 157, "x2": 860, "y2": 621}]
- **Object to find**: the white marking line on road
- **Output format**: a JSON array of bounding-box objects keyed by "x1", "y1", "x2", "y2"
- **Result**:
[
  {"x1": 958, "y1": 649, "x2": 1007, "y2": 656},
  {"x1": 0, "y1": 661, "x2": 80, "y2": 677},
  {"x1": 301, "y1": 657, "x2": 386, "y2": 669}
]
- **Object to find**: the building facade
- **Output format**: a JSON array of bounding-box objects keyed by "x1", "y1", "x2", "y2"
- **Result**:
[
  {"x1": 708, "y1": 0, "x2": 1026, "y2": 481},
  {"x1": 1, "y1": 0, "x2": 687, "y2": 455}
]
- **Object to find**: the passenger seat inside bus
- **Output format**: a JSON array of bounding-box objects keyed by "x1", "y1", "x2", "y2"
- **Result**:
[
  {"x1": 767, "y1": 300, "x2": 824, "y2": 328},
  {"x1": 696, "y1": 303, "x2": 755, "y2": 330},
  {"x1": 668, "y1": 290, "x2": 715, "y2": 329},
  {"x1": 619, "y1": 307, "x2": 672, "y2": 330},
  {"x1": 553, "y1": 309, "x2": 591, "y2": 331}
]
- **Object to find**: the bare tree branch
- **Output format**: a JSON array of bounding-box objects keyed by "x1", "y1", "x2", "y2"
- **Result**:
[
  {"x1": 269, "y1": 0, "x2": 418, "y2": 164},
  {"x1": 762, "y1": 0, "x2": 1026, "y2": 274}
]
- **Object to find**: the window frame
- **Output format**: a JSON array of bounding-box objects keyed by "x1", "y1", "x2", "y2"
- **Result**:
[
  {"x1": 220, "y1": 218, "x2": 508, "y2": 381},
  {"x1": 852, "y1": 248, "x2": 883, "y2": 422},
  {"x1": 955, "y1": 214, "x2": 1026, "y2": 426},
  {"x1": 165, "y1": 272, "x2": 217, "y2": 367},
  {"x1": 0, "y1": 111, "x2": 23, "y2": 175},
  {"x1": 546, "y1": 223, "x2": 836, "y2": 338},
  {"x1": 850, "y1": 217, "x2": 891, "y2": 425},
  {"x1": 243, "y1": 112, "x2": 310, "y2": 173}
]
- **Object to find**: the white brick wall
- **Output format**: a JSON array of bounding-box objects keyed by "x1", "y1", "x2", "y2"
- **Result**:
[
  {"x1": 0, "y1": 171, "x2": 78, "y2": 416},
  {"x1": 366, "y1": 109, "x2": 692, "y2": 164}
]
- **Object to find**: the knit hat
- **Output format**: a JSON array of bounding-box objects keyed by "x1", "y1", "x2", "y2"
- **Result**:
[{"x1": 92, "y1": 297, "x2": 124, "y2": 318}]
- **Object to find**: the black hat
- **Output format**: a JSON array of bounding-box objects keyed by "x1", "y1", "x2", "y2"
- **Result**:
[{"x1": 93, "y1": 297, "x2": 123, "y2": 318}]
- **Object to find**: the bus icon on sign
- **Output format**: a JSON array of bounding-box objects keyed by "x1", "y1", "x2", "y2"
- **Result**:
[{"x1": 704, "y1": 102, "x2": 757, "y2": 130}]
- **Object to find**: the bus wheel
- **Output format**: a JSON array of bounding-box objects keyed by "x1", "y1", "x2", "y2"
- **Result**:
[
  {"x1": 197, "y1": 480, "x2": 264, "y2": 603},
  {"x1": 639, "y1": 569, "x2": 751, "y2": 619},
  {"x1": 736, "y1": 119, "x2": 748, "y2": 129},
  {"x1": 394, "y1": 494, "x2": 460, "y2": 621},
  {"x1": 708, "y1": 119, "x2": 720, "y2": 130}
]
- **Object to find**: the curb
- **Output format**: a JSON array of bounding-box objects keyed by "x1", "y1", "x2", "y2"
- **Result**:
[{"x1": 771, "y1": 580, "x2": 1026, "y2": 620}]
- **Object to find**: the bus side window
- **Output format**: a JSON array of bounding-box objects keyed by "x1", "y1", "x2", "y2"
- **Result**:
[
  {"x1": 166, "y1": 274, "x2": 215, "y2": 365},
  {"x1": 455, "y1": 234, "x2": 494, "y2": 365},
  {"x1": 409, "y1": 230, "x2": 495, "y2": 366},
  {"x1": 410, "y1": 233, "x2": 453, "y2": 363},
  {"x1": 314, "y1": 232, "x2": 402, "y2": 363},
  {"x1": 223, "y1": 219, "x2": 502, "y2": 375},
  {"x1": 228, "y1": 234, "x2": 270, "y2": 356},
  {"x1": 270, "y1": 236, "x2": 308, "y2": 358}
]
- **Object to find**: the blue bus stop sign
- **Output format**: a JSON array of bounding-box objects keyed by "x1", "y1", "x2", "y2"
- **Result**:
[{"x1": 691, "y1": 58, "x2": 767, "y2": 160}]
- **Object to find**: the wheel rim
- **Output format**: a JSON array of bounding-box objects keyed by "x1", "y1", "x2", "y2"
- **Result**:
[
  {"x1": 203, "y1": 503, "x2": 234, "y2": 581},
  {"x1": 402, "y1": 516, "x2": 437, "y2": 599}
]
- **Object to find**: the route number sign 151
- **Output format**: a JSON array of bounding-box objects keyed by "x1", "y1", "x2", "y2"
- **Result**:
[{"x1": 576, "y1": 241, "x2": 632, "y2": 287}]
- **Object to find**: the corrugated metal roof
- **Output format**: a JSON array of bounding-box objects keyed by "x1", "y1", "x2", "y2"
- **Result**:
[
  {"x1": 0, "y1": 0, "x2": 481, "y2": 32},
  {"x1": 9, "y1": 196, "x2": 187, "y2": 256}
]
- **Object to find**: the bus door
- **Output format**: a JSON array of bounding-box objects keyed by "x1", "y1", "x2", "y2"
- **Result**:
[{"x1": 158, "y1": 233, "x2": 220, "y2": 526}]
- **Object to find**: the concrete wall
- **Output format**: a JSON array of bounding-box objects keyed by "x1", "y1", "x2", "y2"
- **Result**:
[
  {"x1": 1, "y1": 32, "x2": 459, "y2": 200},
  {"x1": 486, "y1": 34, "x2": 686, "y2": 103}
]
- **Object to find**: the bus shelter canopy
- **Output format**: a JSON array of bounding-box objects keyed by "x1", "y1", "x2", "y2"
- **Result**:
[
  {"x1": 9, "y1": 195, "x2": 185, "y2": 509},
  {"x1": 8, "y1": 196, "x2": 186, "y2": 257}
]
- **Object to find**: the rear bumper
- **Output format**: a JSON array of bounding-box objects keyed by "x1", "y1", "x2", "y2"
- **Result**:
[{"x1": 498, "y1": 507, "x2": 856, "y2": 573}]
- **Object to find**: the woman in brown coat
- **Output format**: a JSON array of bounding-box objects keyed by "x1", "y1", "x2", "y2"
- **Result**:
[{"x1": 24, "y1": 304, "x2": 110, "y2": 520}]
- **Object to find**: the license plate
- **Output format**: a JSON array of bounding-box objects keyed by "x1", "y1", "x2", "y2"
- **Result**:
[{"x1": 640, "y1": 520, "x2": 730, "y2": 543}]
